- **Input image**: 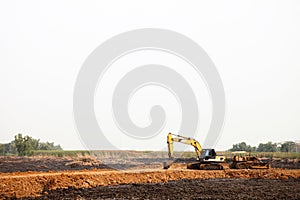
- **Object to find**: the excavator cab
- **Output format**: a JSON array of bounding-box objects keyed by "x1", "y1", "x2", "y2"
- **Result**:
[{"x1": 200, "y1": 149, "x2": 217, "y2": 160}]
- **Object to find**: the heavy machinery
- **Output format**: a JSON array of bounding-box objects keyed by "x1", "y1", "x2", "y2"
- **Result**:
[
  {"x1": 229, "y1": 151, "x2": 270, "y2": 169},
  {"x1": 163, "y1": 133, "x2": 227, "y2": 170}
]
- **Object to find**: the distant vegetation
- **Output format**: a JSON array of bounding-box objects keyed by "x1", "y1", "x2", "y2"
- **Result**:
[
  {"x1": 31, "y1": 150, "x2": 89, "y2": 157},
  {"x1": 0, "y1": 133, "x2": 62, "y2": 156},
  {"x1": 0, "y1": 134, "x2": 299, "y2": 159},
  {"x1": 228, "y1": 141, "x2": 299, "y2": 153},
  {"x1": 219, "y1": 151, "x2": 300, "y2": 159}
]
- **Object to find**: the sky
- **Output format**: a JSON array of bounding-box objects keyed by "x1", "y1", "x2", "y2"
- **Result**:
[{"x1": 0, "y1": 1, "x2": 299, "y2": 151}]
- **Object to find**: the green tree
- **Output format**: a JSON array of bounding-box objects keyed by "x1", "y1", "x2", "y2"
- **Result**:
[
  {"x1": 1, "y1": 134, "x2": 62, "y2": 155},
  {"x1": 6, "y1": 142, "x2": 17, "y2": 155},
  {"x1": 14, "y1": 133, "x2": 40, "y2": 156},
  {"x1": 14, "y1": 133, "x2": 29, "y2": 156},
  {"x1": 14, "y1": 134, "x2": 25, "y2": 156},
  {"x1": 0, "y1": 144, "x2": 4, "y2": 155},
  {"x1": 39, "y1": 142, "x2": 62, "y2": 150},
  {"x1": 229, "y1": 142, "x2": 255, "y2": 152},
  {"x1": 280, "y1": 141, "x2": 295, "y2": 152},
  {"x1": 257, "y1": 142, "x2": 279, "y2": 152}
]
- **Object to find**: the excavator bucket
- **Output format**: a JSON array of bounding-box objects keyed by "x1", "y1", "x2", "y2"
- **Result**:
[{"x1": 163, "y1": 160, "x2": 173, "y2": 169}]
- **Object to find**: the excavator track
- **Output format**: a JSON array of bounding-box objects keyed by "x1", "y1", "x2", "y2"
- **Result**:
[
  {"x1": 200, "y1": 164, "x2": 223, "y2": 170},
  {"x1": 187, "y1": 162, "x2": 228, "y2": 170}
]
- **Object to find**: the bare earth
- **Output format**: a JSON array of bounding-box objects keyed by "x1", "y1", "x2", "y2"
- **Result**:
[
  {"x1": 29, "y1": 178, "x2": 300, "y2": 200},
  {"x1": 0, "y1": 156, "x2": 299, "y2": 199}
]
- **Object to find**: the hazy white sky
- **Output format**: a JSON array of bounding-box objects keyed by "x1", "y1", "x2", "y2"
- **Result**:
[{"x1": 0, "y1": 1, "x2": 299, "y2": 151}]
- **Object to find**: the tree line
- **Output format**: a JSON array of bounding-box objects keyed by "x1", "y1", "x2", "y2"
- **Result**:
[
  {"x1": 0, "y1": 133, "x2": 62, "y2": 156},
  {"x1": 229, "y1": 141, "x2": 299, "y2": 152},
  {"x1": 1, "y1": 134, "x2": 299, "y2": 156}
]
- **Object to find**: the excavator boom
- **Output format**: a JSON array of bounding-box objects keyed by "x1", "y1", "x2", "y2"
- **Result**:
[{"x1": 167, "y1": 133, "x2": 202, "y2": 159}]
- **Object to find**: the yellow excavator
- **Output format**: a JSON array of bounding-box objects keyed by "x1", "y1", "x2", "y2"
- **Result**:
[{"x1": 163, "y1": 133, "x2": 227, "y2": 170}]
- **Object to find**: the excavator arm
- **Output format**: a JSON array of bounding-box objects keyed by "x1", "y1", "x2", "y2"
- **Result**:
[{"x1": 167, "y1": 133, "x2": 202, "y2": 160}]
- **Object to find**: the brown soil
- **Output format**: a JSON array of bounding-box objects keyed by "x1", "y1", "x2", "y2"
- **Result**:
[
  {"x1": 0, "y1": 156, "x2": 299, "y2": 199},
  {"x1": 28, "y1": 178, "x2": 300, "y2": 200},
  {"x1": 1, "y1": 168, "x2": 300, "y2": 199}
]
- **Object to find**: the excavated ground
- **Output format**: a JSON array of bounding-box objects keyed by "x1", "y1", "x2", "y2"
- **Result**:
[
  {"x1": 28, "y1": 178, "x2": 300, "y2": 200},
  {"x1": 0, "y1": 156, "x2": 299, "y2": 199}
]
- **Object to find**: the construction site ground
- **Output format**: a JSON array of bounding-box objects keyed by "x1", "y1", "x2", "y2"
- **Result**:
[{"x1": 0, "y1": 156, "x2": 299, "y2": 199}]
